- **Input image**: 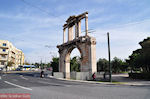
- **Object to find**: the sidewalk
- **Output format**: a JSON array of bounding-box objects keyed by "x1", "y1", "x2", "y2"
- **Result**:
[
  {"x1": 112, "y1": 73, "x2": 150, "y2": 86},
  {"x1": 48, "y1": 74, "x2": 150, "y2": 86}
]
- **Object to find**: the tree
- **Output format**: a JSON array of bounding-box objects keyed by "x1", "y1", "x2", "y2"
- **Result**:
[
  {"x1": 127, "y1": 51, "x2": 142, "y2": 72},
  {"x1": 46, "y1": 63, "x2": 51, "y2": 68},
  {"x1": 111, "y1": 57, "x2": 127, "y2": 73},
  {"x1": 139, "y1": 38, "x2": 150, "y2": 72},
  {"x1": 51, "y1": 57, "x2": 59, "y2": 72},
  {"x1": 128, "y1": 37, "x2": 150, "y2": 73},
  {"x1": 120, "y1": 60, "x2": 129, "y2": 72},
  {"x1": 97, "y1": 58, "x2": 108, "y2": 72},
  {"x1": 97, "y1": 57, "x2": 128, "y2": 73},
  {"x1": 70, "y1": 56, "x2": 80, "y2": 72},
  {"x1": 34, "y1": 62, "x2": 40, "y2": 68},
  {"x1": 24, "y1": 61, "x2": 30, "y2": 65}
]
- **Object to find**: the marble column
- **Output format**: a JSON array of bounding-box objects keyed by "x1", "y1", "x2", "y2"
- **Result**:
[
  {"x1": 68, "y1": 26, "x2": 73, "y2": 41},
  {"x1": 85, "y1": 14, "x2": 88, "y2": 36},
  {"x1": 75, "y1": 23, "x2": 78, "y2": 39},
  {"x1": 63, "y1": 29, "x2": 66, "y2": 43},
  {"x1": 78, "y1": 21, "x2": 81, "y2": 37}
]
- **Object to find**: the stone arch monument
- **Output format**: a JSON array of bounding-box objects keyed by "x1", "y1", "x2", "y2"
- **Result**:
[{"x1": 57, "y1": 12, "x2": 96, "y2": 80}]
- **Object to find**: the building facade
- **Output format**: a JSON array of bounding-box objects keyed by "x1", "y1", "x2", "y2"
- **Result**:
[{"x1": 0, "y1": 40, "x2": 24, "y2": 69}]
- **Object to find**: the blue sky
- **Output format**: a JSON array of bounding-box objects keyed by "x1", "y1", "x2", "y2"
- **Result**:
[{"x1": 0, "y1": 0, "x2": 150, "y2": 63}]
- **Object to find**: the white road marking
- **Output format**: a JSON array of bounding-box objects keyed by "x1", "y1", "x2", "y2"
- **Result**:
[
  {"x1": 4, "y1": 81, "x2": 32, "y2": 91},
  {"x1": 0, "y1": 76, "x2": 1, "y2": 80},
  {"x1": 20, "y1": 75, "x2": 28, "y2": 80}
]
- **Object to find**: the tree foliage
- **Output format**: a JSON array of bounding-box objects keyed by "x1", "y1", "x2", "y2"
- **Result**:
[
  {"x1": 97, "y1": 58, "x2": 108, "y2": 72},
  {"x1": 97, "y1": 57, "x2": 128, "y2": 73},
  {"x1": 34, "y1": 62, "x2": 40, "y2": 68},
  {"x1": 70, "y1": 56, "x2": 80, "y2": 72},
  {"x1": 51, "y1": 57, "x2": 59, "y2": 72},
  {"x1": 127, "y1": 37, "x2": 150, "y2": 73},
  {"x1": 111, "y1": 57, "x2": 128, "y2": 73},
  {"x1": 24, "y1": 61, "x2": 30, "y2": 65}
]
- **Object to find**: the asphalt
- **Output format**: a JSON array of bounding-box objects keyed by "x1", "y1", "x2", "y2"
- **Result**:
[{"x1": 0, "y1": 72, "x2": 150, "y2": 99}]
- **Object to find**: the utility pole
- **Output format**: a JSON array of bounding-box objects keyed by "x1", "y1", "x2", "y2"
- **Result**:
[{"x1": 107, "y1": 32, "x2": 112, "y2": 82}]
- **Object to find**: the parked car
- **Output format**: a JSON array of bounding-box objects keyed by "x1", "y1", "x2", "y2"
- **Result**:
[
  {"x1": 0, "y1": 68, "x2": 4, "y2": 74},
  {"x1": 15, "y1": 68, "x2": 22, "y2": 71}
]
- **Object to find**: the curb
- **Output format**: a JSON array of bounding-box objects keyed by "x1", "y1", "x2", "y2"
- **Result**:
[{"x1": 47, "y1": 75, "x2": 149, "y2": 86}]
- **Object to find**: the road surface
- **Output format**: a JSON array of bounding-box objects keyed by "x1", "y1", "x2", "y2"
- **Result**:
[{"x1": 0, "y1": 72, "x2": 150, "y2": 99}]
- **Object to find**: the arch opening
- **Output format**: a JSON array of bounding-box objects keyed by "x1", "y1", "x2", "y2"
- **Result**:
[
  {"x1": 70, "y1": 48, "x2": 81, "y2": 72},
  {"x1": 64, "y1": 46, "x2": 82, "y2": 79}
]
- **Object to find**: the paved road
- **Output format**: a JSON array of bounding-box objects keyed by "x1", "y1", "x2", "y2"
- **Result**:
[{"x1": 0, "y1": 72, "x2": 150, "y2": 99}]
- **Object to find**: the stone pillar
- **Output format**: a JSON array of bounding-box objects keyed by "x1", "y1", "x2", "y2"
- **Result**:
[
  {"x1": 68, "y1": 26, "x2": 74, "y2": 41},
  {"x1": 59, "y1": 53, "x2": 62, "y2": 72},
  {"x1": 58, "y1": 50, "x2": 62, "y2": 72},
  {"x1": 65, "y1": 53, "x2": 70, "y2": 79},
  {"x1": 65, "y1": 61, "x2": 70, "y2": 79},
  {"x1": 75, "y1": 23, "x2": 78, "y2": 39},
  {"x1": 78, "y1": 21, "x2": 81, "y2": 37},
  {"x1": 85, "y1": 14, "x2": 88, "y2": 36},
  {"x1": 90, "y1": 40, "x2": 97, "y2": 74},
  {"x1": 63, "y1": 29, "x2": 66, "y2": 43}
]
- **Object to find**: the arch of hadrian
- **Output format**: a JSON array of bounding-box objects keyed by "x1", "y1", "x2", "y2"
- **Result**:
[{"x1": 57, "y1": 12, "x2": 96, "y2": 80}]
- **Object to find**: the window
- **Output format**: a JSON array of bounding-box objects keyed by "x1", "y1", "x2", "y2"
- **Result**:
[
  {"x1": 2, "y1": 55, "x2": 6, "y2": 58},
  {"x1": 3, "y1": 43, "x2": 7, "y2": 46},
  {"x1": 3, "y1": 49, "x2": 6, "y2": 52},
  {"x1": 1, "y1": 61, "x2": 5, "y2": 65}
]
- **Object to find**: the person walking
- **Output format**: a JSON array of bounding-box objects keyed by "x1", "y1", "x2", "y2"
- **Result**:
[
  {"x1": 92, "y1": 73, "x2": 96, "y2": 81},
  {"x1": 40, "y1": 69, "x2": 44, "y2": 78}
]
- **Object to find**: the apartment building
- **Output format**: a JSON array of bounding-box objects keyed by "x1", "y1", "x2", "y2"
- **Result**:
[{"x1": 0, "y1": 40, "x2": 24, "y2": 69}]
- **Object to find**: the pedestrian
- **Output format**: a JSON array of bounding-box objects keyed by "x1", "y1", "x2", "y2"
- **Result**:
[
  {"x1": 92, "y1": 73, "x2": 96, "y2": 81},
  {"x1": 40, "y1": 69, "x2": 44, "y2": 78}
]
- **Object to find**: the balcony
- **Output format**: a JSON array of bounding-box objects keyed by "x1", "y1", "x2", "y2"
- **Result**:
[
  {"x1": 0, "y1": 57, "x2": 7, "y2": 61},
  {"x1": 0, "y1": 45, "x2": 9, "y2": 49},
  {"x1": 0, "y1": 51, "x2": 8, "y2": 55}
]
